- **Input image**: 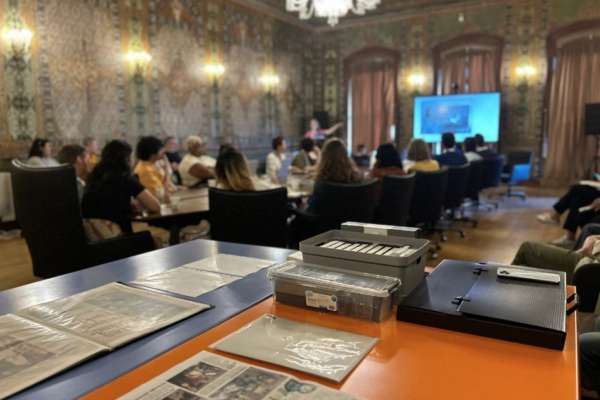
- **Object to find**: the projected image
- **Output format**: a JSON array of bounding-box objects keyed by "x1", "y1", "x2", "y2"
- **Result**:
[{"x1": 422, "y1": 103, "x2": 472, "y2": 134}]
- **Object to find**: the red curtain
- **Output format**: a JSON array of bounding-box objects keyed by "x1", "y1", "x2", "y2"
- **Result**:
[
  {"x1": 350, "y1": 62, "x2": 396, "y2": 152},
  {"x1": 441, "y1": 51, "x2": 467, "y2": 94},
  {"x1": 469, "y1": 51, "x2": 497, "y2": 93},
  {"x1": 544, "y1": 37, "x2": 600, "y2": 187}
]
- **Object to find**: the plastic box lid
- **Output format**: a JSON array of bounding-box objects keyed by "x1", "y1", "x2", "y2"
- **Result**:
[{"x1": 268, "y1": 261, "x2": 401, "y2": 298}]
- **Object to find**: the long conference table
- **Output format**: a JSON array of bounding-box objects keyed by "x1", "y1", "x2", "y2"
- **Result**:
[{"x1": 0, "y1": 240, "x2": 580, "y2": 400}]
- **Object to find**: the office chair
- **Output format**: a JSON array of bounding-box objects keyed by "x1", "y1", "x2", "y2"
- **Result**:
[
  {"x1": 209, "y1": 187, "x2": 288, "y2": 248},
  {"x1": 465, "y1": 155, "x2": 504, "y2": 211},
  {"x1": 11, "y1": 160, "x2": 154, "y2": 278},
  {"x1": 438, "y1": 163, "x2": 470, "y2": 240},
  {"x1": 491, "y1": 151, "x2": 533, "y2": 201},
  {"x1": 461, "y1": 159, "x2": 484, "y2": 227},
  {"x1": 374, "y1": 173, "x2": 416, "y2": 226}
]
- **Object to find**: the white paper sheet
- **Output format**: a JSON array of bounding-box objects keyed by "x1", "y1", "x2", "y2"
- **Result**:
[
  {"x1": 0, "y1": 314, "x2": 106, "y2": 399},
  {"x1": 132, "y1": 267, "x2": 240, "y2": 298},
  {"x1": 17, "y1": 283, "x2": 210, "y2": 349},
  {"x1": 210, "y1": 314, "x2": 378, "y2": 382},
  {"x1": 117, "y1": 351, "x2": 367, "y2": 400},
  {"x1": 182, "y1": 255, "x2": 277, "y2": 277}
]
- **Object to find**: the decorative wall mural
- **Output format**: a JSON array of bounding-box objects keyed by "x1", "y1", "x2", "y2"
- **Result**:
[{"x1": 41, "y1": 0, "x2": 122, "y2": 141}]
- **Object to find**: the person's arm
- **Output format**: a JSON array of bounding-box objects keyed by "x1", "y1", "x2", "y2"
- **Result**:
[
  {"x1": 136, "y1": 189, "x2": 161, "y2": 213},
  {"x1": 189, "y1": 163, "x2": 215, "y2": 180},
  {"x1": 324, "y1": 122, "x2": 343, "y2": 135}
]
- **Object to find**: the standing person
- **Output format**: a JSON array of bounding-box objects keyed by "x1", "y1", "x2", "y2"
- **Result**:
[
  {"x1": 27, "y1": 138, "x2": 59, "y2": 167},
  {"x1": 57, "y1": 144, "x2": 92, "y2": 202},
  {"x1": 434, "y1": 132, "x2": 468, "y2": 167},
  {"x1": 133, "y1": 136, "x2": 172, "y2": 196},
  {"x1": 266, "y1": 136, "x2": 287, "y2": 184},
  {"x1": 291, "y1": 138, "x2": 320, "y2": 173},
  {"x1": 475, "y1": 133, "x2": 497, "y2": 159},
  {"x1": 304, "y1": 118, "x2": 343, "y2": 140},
  {"x1": 352, "y1": 144, "x2": 371, "y2": 167},
  {"x1": 179, "y1": 136, "x2": 215, "y2": 187},
  {"x1": 215, "y1": 145, "x2": 270, "y2": 192},
  {"x1": 404, "y1": 139, "x2": 440, "y2": 172},
  {"x1": 462, "y1": 137, "x2": 483, "y2": 163},
  {"x1": 83, "y1": 137, "x2": 100, "y2": 167},
  {"x1": 82, "y1": 140, "x2": 160, "y2": 234},
  {"x1": 367, "y1": 143, "x2": 406, "y2": 203}
]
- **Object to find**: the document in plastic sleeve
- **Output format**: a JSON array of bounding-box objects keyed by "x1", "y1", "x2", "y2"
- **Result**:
[
  {"x1": 132, "y1": 267, "x2": 240, "y2": 297},
  {"x1": 182, "y1": 254, "x2": 277, "y2": 277}
]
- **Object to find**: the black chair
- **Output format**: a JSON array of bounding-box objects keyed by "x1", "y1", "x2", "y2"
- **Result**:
[
  {"x1": 573, "y1": 263, "x2": 600, "y2": 314},
  {"x1": 491, "y1": 151, "x2": 533, "y2": 201},
  {"x1": 209, "y1": 187, "x2": 288, "y2": 248},
  {"x1": 290, "y1": 179, "x2": 377, "y2": 246},
  {"x1": 374, "y1": 173, "x2": 416, "y2": 226},
  {"x1": 461, "y1": 159, "x2": 484, "y2": 227},
  {"x1": 10, "y1": 160, "x2": 154, "y2": 278},
  {"x1": 438, "y1": 164, "x2": 470, "y2": 239},
  {"x1": 408, "y1": 168, "x2": 449, "y2": 259},
  {"x1": 470, "y1": 154, "x2": 504, "y2": 211}
]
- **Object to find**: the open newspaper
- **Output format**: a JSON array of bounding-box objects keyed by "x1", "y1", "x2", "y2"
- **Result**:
[
  {"x1": 0, "y1": 283, "x2": 210, "y2": 399},
  {"x1": 118, "y1": 351, "x2": 367, "y2": 400},
  {"x1": 131, "y1": 255, "x2": 277, "y2": 298}
]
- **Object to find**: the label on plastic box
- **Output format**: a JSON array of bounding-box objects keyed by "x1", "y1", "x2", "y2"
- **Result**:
[
  {"x1": 364, "y1": 224, "x2": 393, "y2": 235},
  {"x1": 305, "y1": 291, "x2": 338, "y2": 312}
]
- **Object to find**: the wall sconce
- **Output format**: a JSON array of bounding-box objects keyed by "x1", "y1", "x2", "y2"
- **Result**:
[
  {"x1": 516, "y1": 64, "x2": 536, "y2": 80},
  {"x1": 261, "y1": 74, "x2": 280, "y2": 91},
  {"x1": 127, "y1": 50, "x2": 152, "y2": 71},
  {"x1": 205, "y1": 63, "x2": 225, "y2": 79},
  {"x1": 408, "y1": 73, "x2": 425, "y2": 87},
  {"x1": 3, "y1": 28, "x2": 33, "y2": 59}
]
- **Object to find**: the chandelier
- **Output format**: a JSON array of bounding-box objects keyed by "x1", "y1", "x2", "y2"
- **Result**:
[{"x1": 286, "y1": 0, "x2": 381, "y2": 27}]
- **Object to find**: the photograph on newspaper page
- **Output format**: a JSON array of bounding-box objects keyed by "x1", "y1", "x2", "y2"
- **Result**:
[
  {"x1": 117, "y1": 351, "x2": 367, "y2": 400},
  {"x1": 16, "y1": 283, "x2": 211, "y2": 349},
  {"x1": 0, "y1": 314, "x2": 106, "y2": 399}
]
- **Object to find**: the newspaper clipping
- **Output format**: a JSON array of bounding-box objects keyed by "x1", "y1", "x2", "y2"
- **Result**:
[
  {"x1": 17, "y1": 283, "x2": 210, "y2": 349},
  {"x1": 118, "y1": 351, "x2": 367, "y2": 400},
  {"x1": 182, "y1": 255, "x2": 276, "y2": 277},
  {"x1": 132, "y1": 268, "x2": 240, "y2": 298}
]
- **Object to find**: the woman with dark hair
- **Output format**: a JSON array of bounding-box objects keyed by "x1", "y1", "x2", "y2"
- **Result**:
[
  {"x1": 133, "y1": 136, "x2": 173, "y2": 196},
  {"x1": 215, "y1": 145, "x2": 269, "y2": 192},
  {"x1": 367, "y1": 143, "x2": 406, "y2": 203},
  {"x1": 82, "y1": 140, "x2": 160, "y2": 234},
  {"x1": 305, "y1": 138, "x2": 361, "y2": 215},
  {"x1": 27, "y1": 138, "x2": 58, "y2": 167}
]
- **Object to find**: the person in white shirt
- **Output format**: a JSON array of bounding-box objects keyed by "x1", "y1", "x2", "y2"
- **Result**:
[
  {"x1": 27, "y1": 138, "x2": 59, "y2": 167},
  {"x1": 215, "y1": 145, "x2": 270, "y2": 192},
  {"x1": 57, "y1": 144, "x2": 92, "y2": 202},
  {"x1": 179, "y1": 136, "x2": 216, "y2": 187},
  {"x1": 462, "y1": 137, "x2": 483, "y2": 163},
  {"x1": 266, "y1": 136, "x2": 287, "y2": 184}
]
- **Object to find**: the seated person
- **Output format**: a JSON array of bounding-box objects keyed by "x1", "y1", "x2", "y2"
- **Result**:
[
  {"x1": 306, "y1": 138, "x2": 362, "y2": 215},
  {"x1": 291, "y1": 138, "x2": 320, "y2": 173},
  {"x1": 83, "y1": 137, "x2": 100, "y2": 168},
  {"x1": 164, "y1": 136, "x2": 182, "y2": 184},
  {"x1": 27, "y1": 138, "x2": 59, "y2": 167},
  {"x1": 462, "y1": 137, "x2": 483, "y2": 163},
  {"x1": 134, "y1": 136, "x2": 172, "y2": 196},
  {"x1": 215, "y1": 145, "x2": 270, "y2": 192},
  {"x1": 82, "y1": 140, "x2": 160, "y2": 235},
  {"x1": 475, "y1": 133, "x2": 497, "y2": 159},
  {"x1": 404, "y1": 139, "x2": 440, "y2": 172},
  {"x1": 434, "y1": 132, "x2": 468, "y2": 166},
  {"x1": 304, "y1": 118, "x2": 343, "y2": 140},
  {"x1": 536, "y1": 181, "x2": 600, "y2": 246},
  {"x1": 57, "y1": 144, "x2": 91, "y2": 202},
  {"x1": 580, "y1": 317, "x2": 600, "y2": 396},
  {"x1": 266, "y1": 136, "x2": 287, "y2": 184},
  {"x1": 352, "y1": 144, "x2": 371, "y2": 167},
  {"x1": 179, "y1": 136, "x2": 215, "y2": 187},
  {"x1": 367, "y1": 143, "x2": 406, "y2": 203}
]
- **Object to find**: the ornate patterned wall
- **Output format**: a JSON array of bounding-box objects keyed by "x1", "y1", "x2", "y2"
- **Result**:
[{"x1": 0, "y1": 0, "x2": 311, "y2": 159}]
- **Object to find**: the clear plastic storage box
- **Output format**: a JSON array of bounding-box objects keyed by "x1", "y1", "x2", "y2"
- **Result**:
[{"x1": 267, "y1": 261, "x2": 401, "y2": 322}]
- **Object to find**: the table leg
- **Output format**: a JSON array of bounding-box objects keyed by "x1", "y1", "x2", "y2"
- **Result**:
[{"x1": 169, "y1": 224, "x2": 180, "y2": 246}]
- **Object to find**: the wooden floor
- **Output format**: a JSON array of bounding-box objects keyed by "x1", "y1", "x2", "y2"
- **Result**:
[{"x1": 0, "y1": 186, "x2": 566, "y2": 292}]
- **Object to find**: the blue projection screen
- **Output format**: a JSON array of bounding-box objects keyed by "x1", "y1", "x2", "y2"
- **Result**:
[{"x1": 413, "y1": 93, "x2": 500, "y2": 143}]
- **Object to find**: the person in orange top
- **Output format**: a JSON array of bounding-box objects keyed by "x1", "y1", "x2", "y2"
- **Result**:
[
  {"x1": 83, "y1": 137, "x2": 100, "y2": 168},
  {"x1": 367, "y1": 143, "x2": 406, "y2": 203},
  {"x1": 133, "y1": 136, "x2": 171, "y2": 196}
]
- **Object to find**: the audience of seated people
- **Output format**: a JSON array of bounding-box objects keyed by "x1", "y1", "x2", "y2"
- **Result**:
[
  {"x1": 134, "y1": 136, "x2": 175, "y2": 196},
  {"x1": 266, "y1": 136, "x2": 287, "y2": 184},
  {"x1": 462, "y1": 137, "x2": 483, "y2": 163},
  {"x1": 57, "y1": 144, "x2": 91, "y2": 202},
  {"x1": 179, "y1": 136, "x2": 215, "y2": 188},
  {"x1": 291, "y1": 138, "x2": 320, "y2": 173},
  {"x1": 304, "y1": 118, "x2": 343, "y2": 140},
  {"x1": 82, "y1": 137, "x2": 100, "y2": 168},
  {"x1": 215, "y1": 145, "x2": 270, "y2": 192},
  {"x1": 367, "y1": 143, "x2": 406, "y2": 203},
  {"x1": 404, "y1": 139, "x2": 440, "y2": 172},
  {"x1": 475, "y1": 133, "x2": 497, "y2": 159},
  {"x1": 435, "y1": 132, "x2": 468, "y2": 166},
  {"x1": 27, "y1": 138, "x2": 59, "y2": 167},
  {"x1": 81, "y1": 140, "x2": 161, "y2": 238},
  {"x1": 352, "y1": 144, "x2": 371, "y2": 167}
]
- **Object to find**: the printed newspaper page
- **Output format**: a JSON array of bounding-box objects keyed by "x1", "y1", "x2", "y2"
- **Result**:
[
  {"x1": 16, "y1": 283, "x2": 210, "y2": 349},
  {"x1": 132, "y1": 267, "x2": 240, "y2": 298},
  {"x1": 0, "y1": 314, "x2": 106, "y2": 399},
  {"x1": 183, "y1": 255, "x2": 277, "y2": 277},
  {"x1": 118, "y1": 351, "x2": 367, "y2": 400}
]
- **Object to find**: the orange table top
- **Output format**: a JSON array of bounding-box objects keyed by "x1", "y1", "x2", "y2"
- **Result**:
[{"x1": 84, "y1": 290, "x2": 579, "y2": 400}]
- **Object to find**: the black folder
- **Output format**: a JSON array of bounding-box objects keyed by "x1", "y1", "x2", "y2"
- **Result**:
[{"x1": 397, "y1": 260, "x2": 576, "y2": 350}]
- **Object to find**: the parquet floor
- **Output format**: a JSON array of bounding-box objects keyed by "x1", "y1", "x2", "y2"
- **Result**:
[{"x1": 0, "y1": 186, "x2": 566, "y2": 292}]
